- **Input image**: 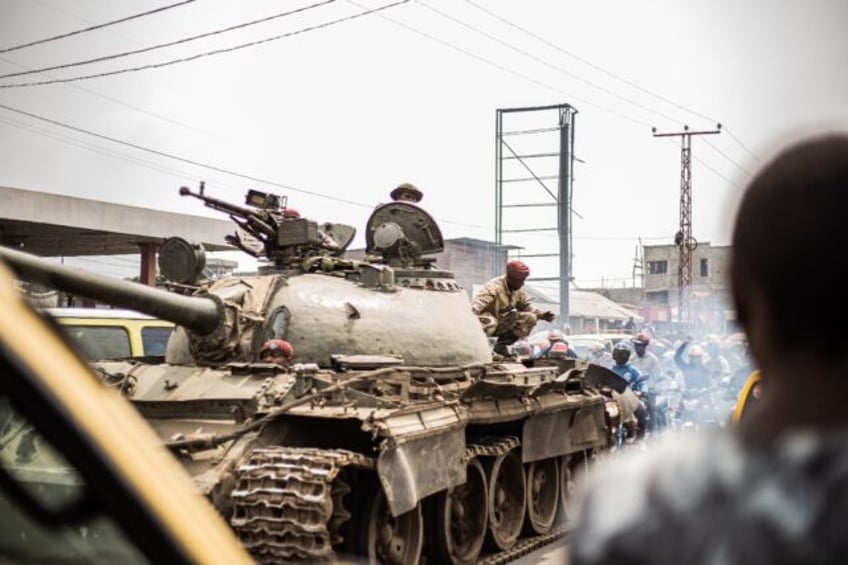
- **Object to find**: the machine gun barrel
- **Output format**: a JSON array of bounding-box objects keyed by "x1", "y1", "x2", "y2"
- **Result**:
[
  {"x1": 179, "y1": 185, "x2": 256, "y2": 219},
  {"x1": 0, "y1": 245, "x2": 221, "y2": 335},
  {"x1": 180, "y1": 185, "x2": 276, "y2": 239}
]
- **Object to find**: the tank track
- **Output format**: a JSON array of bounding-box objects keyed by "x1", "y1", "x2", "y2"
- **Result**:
[
  {"x1": 476, "y1": 526, "x2": 569, "y2": 565},
  {"x1": 231, "y1": 440, "x2": 570, "y2": 564},
  {"x1": 230, "y1": 447, "x2": 373, "y2": 563},
  {"x1": 465, "y1": 435, "x2": 521, "y2": 461}
]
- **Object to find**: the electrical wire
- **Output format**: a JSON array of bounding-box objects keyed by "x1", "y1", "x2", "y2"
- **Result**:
[
  {"x1": 0, "y1": 0, "x2": 337, "y2": 80},
  {"x1": 0, "y1": 0, "x2": 195, "y2": 54},
  {"x1": 0, "y1": 102, "x2": 495, "y2": 232},
  {"x1": 347, "y1": 0, "x2": 654, "y2": 129},
  {"x1": 463, "y1": 0, "x2": 718, "y2": 125},
  {"x1": 723, "y1": 126, "x2": 762, "y2": 164},
  {"x1": 0, "y1": 55, "x2": 214, "y2": 137},
  {"x1": 702, "y1": 137, "x2": 752, "y2": 178},
  {"x1": 0, "y1": 101, "x2": 368, "y2": 206},
  {"x1": 0, "y1": 0, "x2": 411, "y2": 89},
  {"x1": 416, "y1": 0, "x2": 683, "y2": 128},
  {"x1": 461, "y1": 0, "x2": 764, "y2": 170}
]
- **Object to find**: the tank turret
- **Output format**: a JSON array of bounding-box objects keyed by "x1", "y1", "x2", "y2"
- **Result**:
[{"x1": 0, "y1": 184, "x2": 492, "y2": 367}]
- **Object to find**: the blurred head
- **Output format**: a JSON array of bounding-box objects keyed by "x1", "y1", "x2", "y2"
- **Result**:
[
  {"x1": 687, "y1": 344, "x2": 705, "y2": 363},
  {"x1": 590, "y1": 341, "x2": 606, "y2": 358},
  {"x1": 632, "y1": 333, "x2": 650, "y2": 356},
  {"x1": 612, "y1": 341, "x2": 631, "y2": 365},
  {"x1": 259, "y1": 338, "x2": 294, "y2": 366},
  {"x1": 548, "y1": 331, "x2": 562, "y2": 343},
  {"x1": 505, "y1": 260, "x2": 530, "y2": 290},
  {"x1": 549, "y1": 342, "x2": 569, "y2": 359},
  {"x1": 731, "y1": 134, "x2": 848, "y2": 363},
  {"x1": 512, "y1": 340, "x2": 533, "y2": 357}
]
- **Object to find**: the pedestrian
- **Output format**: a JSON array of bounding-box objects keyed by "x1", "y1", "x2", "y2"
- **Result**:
[
  {"x1": 537, "y1": 331, "x2": 577, "y2": 359},
  {"x1": 673, "y1": 339, "x2": 713, "y2": 389},
  {"x1": 630, "y1": 333, "x2": 663, "y2": 380},
  {"x1": 570, "y1": 133, "x2": 848, "y2": 564},
  {"x1": 471, "y1": 260, "x2": 555, "y2": 355}
]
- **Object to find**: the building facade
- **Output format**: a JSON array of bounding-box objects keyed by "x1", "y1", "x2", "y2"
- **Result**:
[{"x1": 642, "y1": 242, "x2": 733, "y2": 333}]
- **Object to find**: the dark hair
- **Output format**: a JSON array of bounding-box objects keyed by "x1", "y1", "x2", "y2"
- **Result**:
[{"x1": 731, "y1": 134, "x2": 848, "y2": 354}]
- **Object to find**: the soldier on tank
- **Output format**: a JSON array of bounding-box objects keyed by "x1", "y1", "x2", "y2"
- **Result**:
[
  {"x1": 389, "y1": 182, "x2": 423, "y2": 203},
  {"x1": 472, "y1": 260, "x2": 556, "y2": 355}
]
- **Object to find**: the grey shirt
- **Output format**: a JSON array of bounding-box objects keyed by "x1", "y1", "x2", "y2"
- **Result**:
[{"x1": 570, "y1": 429, "x2": 848, "y2": 565}]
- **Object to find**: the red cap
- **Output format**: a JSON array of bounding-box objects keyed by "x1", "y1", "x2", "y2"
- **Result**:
[
  {"x1": 506, "y1": 260, "x2": 530, "y2": 280},
  {"x1": 260, "y1": 339, "x2": 294, "y2": 359},
  {"x1": 283, "y1": 208, "x2": 301, "y2": 219}
]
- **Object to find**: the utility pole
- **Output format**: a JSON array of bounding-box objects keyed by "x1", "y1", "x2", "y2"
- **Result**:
[
  {"x1": 632, "y1": 238, "x2": 644, "y2": 288},
  {"x1": 652, "y1": 124, "x2": 721, "y2": 329}
]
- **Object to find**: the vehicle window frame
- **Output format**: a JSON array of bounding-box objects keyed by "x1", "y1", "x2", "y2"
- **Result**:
[{"x1": 0, "y1": 343, "x2": 195, "y2": 565}]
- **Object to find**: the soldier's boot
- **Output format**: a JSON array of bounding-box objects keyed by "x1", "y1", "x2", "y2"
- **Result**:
[{"x1": 493, "y1": 332, "x2": 519, "y2": 356}]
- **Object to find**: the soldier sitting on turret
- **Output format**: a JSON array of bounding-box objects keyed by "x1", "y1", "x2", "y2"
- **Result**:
[{"x1": 472, "y1": 260, "x2": 556, "y2": 355}]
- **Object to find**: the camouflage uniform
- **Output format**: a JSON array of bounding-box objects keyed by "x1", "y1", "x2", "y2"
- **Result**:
[{"x1": 471, "y1": 275, "x2": 542, "y2": 339}]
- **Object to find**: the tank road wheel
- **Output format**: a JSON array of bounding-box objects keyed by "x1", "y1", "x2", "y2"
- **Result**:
[
  {"x1": 351, "y1": 476, "x2": 424, "y2": 564},
  {"x1": 425, "y1": 458, "x2": 489, "y2": 565},
  {"x1": 558, "y1": 450, "x2": 589, "y2": 524},
  {"x1": 523, "y1": 457, "x2": 560, "y2": 535},
  {"x1": 484, "y1": 449, "x2": 526, "y2": 551}
]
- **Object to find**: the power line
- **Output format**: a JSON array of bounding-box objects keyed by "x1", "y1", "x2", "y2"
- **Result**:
[
  {"x1": 0, "y1": 0, "x2": 337, "y2": 80},
  {"x1": 702, "y1": 137, "x2": 752, "y2": 178},
  {"x1": 348, "y1": 0, "x2": 653, "y2": 129},
  {"x1": 0, "y1": 0, "x2": 195, "y2": 54},
  {"x1": 723, "y1": 126, "x2": 762, "y2": 164},
  {"x1": 416, "y1": 0, "x2": 682, "y2": 128},
  {"x1": 0, "y1": 0, "x2": 411, "y2": 89},
  {"x1": 0, "y1": 55, "x2": 214, "y2": 137},
  {"x1": 463, "y1": 0, "x2": 717, "y2": 126},
  {"x1": 0, "y1": 101, "x2": 368, "y2": 206},
  {"x1": 0, "y1": 102, "x2": 494, "y2": 232}
]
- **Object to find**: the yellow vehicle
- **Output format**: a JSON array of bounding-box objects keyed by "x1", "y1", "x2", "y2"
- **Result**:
[
  {"x1": 0, "y1": 263, "x2": 251, "y2": 564},
  {"x1": 45, "y1": 307, "x2": 174, "y2": 360},
  {"x1": 730, "y1": 370, "x2": 762, "y2": 424}
]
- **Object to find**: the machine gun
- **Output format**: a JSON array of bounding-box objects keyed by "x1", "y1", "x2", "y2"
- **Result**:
[{"x1": 179, "y1": 183, "x2": 355, "y2": 268}]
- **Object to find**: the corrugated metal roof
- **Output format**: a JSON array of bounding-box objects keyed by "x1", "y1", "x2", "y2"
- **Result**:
[{"x1": 525, "y1": 286, "x2": 643, "y2": 322}]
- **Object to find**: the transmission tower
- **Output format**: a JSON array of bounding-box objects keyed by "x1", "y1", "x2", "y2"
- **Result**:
[{"x1": 652, "y1": 124, "x2": 721, "y2": 328}]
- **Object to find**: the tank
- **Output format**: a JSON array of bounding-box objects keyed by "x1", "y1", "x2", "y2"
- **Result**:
[{"x1": 0, "y1": 183, "x2": 621, "y2": 564}]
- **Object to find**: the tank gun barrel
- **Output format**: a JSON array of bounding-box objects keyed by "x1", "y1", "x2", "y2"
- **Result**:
[{"x1": 0, "y1": 245, "x2": 221, "y2": 335}]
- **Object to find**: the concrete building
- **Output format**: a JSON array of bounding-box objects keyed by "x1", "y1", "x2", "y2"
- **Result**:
[{"x1": 641, "y1": 242, "x2": 733, "y2": 333}]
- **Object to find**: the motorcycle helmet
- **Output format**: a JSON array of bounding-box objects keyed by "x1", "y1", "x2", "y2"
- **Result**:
[
  {"x1": 612, "y1": 341, "x2": 631, "y2": 365},
  {"x1": 687, "y1": 344, "x2": 705, "y2": 357},
  {"x1": 549, "y1": 342, "x2": 569, "y2": 358}
]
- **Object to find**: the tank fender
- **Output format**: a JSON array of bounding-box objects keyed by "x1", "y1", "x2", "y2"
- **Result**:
[
  {"x1": 521, "y1": 402, "x2": 607, "y2": 463},
  {"x1": 376, "y1": 427, "x2": 466, "y2": 517}
]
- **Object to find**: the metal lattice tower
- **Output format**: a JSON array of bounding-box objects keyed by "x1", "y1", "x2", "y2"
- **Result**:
[
  {"x1": 653, "y1": 124, "x2": 721, "y2": 327},
  {"x1": 495, "y1": 103, "x2": 577, "y2": 323}
]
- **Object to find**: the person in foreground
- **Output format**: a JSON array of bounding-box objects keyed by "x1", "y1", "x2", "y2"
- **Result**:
[{"x1": 569, "y1": 133, "x2": 848, "y2": 565}]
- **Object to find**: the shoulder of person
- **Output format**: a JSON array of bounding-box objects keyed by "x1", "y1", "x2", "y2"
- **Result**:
[{"x1": 571, "y1": 432, "x2": 741, "y2": 561}]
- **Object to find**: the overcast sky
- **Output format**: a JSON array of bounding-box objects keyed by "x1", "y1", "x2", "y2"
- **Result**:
[{"x1": 1, "y1": 0, "x2": 847, "y2": 289}]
